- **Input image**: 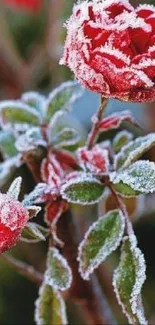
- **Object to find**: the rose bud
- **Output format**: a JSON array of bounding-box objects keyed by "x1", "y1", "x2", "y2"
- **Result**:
[{"x1": 0, "y1": 177, "x2": 40, "y2": 254}]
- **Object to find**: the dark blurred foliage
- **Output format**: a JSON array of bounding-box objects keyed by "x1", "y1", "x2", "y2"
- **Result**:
[{"x1": 0, "y1": 0, "x2": 155, "y2": 324}]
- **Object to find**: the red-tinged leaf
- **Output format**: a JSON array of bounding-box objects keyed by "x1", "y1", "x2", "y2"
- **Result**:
[
  {"x1": 99, "y1": 111, "x2": 138, "y2": 132},
  {"x1": 77, "y1": 145, "x2": 109, "y2": 175},
  {"x1": 44, "y1": 201, "x2": 67, "y2": 225},
  {"x1": 48, "y1": 151, "x2": 64, "y2": 179},
  {"x1": 54, "y1": 150, "x2": 78, "y2": 171},
  {"x1": 41, "y1": 159, "x2": 62, "y2": 190},
  {"x1": 44, "y1": 201, "x2": 68, "y2": 246}
]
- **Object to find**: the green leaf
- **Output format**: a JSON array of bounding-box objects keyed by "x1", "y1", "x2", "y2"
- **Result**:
[
  {"x1": 21, "y1": 91, "x2": 46, "y2": 117},
  {"x1": 78, "y1": 209, "x2": 125, "y2": 280},
  {"x1": 0, "y1": 130, "x2": 17, "y2": 158},
  {"x1": 114, "y1": 133, "x2": 155, "y2": 170},
  {"x1": 112, "y1": 182, "x2": 140, "y2": 197},
  {"x1": 110, "y1": 160, "x2": 155, "y2": 194},
  {"x1": 112, "y1": 131, "x2": 133, "y2": 153},
  {"x1": 61, "y1": 174, "x2": 104, "y2": 205},
  {"x1": 113, "y1": 236, "x2": 147, "y2": 325},
  {"x1": 21, "y1": 222, "x2": 48, "y2": 243},
  {"x1": 46, "y1": 81, "x2": 83, "y2": 121},
  {"x1": 51, "y1": 127, "x2": 80, "y2": 148},
  {"x1": 45, "y1": 247, "x2": 72, "y2": 291},
  {"x1": 0, "y1": 100, "x2": 42, "y2": 126},
  {"x1": 35, "y1": 282, "x2": 67, "y2": 325},
  {"x1": 15, "y1": 127, "x2": 47, "y2": 152}
]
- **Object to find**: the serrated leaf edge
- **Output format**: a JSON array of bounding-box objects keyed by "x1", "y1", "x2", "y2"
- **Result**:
[
  {"x1": 34, "y1": 281, "x2": 68, "y2": 325},
  {"x1": 113, "y1": 235, "x2": 147, "y2": 325},
  {"x1": 45, "y1": 247, "x2": 73, "y2": 291},
  {"x1": 77, "y1": 209, "x2": 125, "y2": 280}
]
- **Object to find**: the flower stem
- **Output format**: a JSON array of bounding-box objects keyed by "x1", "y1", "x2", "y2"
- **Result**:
[
  {"x1": 2, "y1": 254, "x2": 43, "y2": 285},
  {"x1": 108, "y1": 183, "x2": 134, "y2": 237},
  {"x1": 87, "y1": 96, "x2": 108, "y2": 149}
]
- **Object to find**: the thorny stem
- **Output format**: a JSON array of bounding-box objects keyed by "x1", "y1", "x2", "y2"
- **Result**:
[
  {"x1": 108, "y1": 182, "x2": 134, "y2": 237},
  {"x1": 87, "y1": 96, "x2": 108, "y2": 149},
  {"x1": 2, "y1": 254, "x2": 43, "y2": 285}
]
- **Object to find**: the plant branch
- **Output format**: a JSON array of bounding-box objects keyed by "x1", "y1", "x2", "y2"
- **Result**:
[
  {"x1": 2, "y1": 254, "x2": 43, "y2": 285},
  {"x1": 87, "y1": 96, "x2": 108, "y2": 149}
]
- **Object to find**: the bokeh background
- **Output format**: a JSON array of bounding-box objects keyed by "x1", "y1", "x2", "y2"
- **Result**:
[{"x1": 0, "y1": 0, "x2": 155, "y2": 324}]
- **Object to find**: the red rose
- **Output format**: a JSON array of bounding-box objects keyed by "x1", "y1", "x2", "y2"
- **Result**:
[
  {"x1": 0, "y1": 177, "x2": 40, "y2": 254},
  {"x1": 2, "y1": 0, "x2": 43, "y2": 12},
  {"x1": 60, "y1": 0, "x2": 155, "y2": 102}
]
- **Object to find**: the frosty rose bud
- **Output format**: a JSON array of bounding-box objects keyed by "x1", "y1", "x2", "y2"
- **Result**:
[
  {"x1": 60, "y1": 0, "x2": 155, "y2": 102},
  {"x1": 0, "y1": 177, "x2": 36, "y2": 254}
]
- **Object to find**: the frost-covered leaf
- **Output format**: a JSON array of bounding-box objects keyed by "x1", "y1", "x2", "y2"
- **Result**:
[
  {"x1": 78, "y1": 209, "x2": 125, "y2": 280},
  {"x1": 0, "y1": 157, "x2": 19, "y2": 188},
  {"x1": 114, "y1": 133, "x2": 155, "y2": 170},
  {"x1": 23, "y1": 183, "x2": 47, "y2": 206},
  {"x1": 77, "y1": 145, "x2": 109, "y2": 175},
  {"x1": 112, "y1": 131, "x2": 133, "y2": 153},
  {"x1": 110, "y1": 161, "x2": 155, "y2": 194},
  {"x1": 52, "y1": 127, "x2": 80, "y2": 148},
  {"x1": 45, "y1": 247, "x2": 72, "y2": 291},
  {"x1": 35, "y1": 282, "x2": 67, "y2": 325},
  {"x1": 21, "y1": 222, "x2": 48, "y2": 243},
  {"x1": 46, "y1": 81, "x2": 83, "y2": 121},
  {"x1": 15, "y1": 127, "x2": 47, "y2": 152},
  {"x1": 112, "y1": 182, "x2": 139, "y2": 197},
  {"x1": 27, "y1": 205, "x2": 42, "y2": 219},
  {"x1": 61, "y1": 174, "x2": 104, "y2": 205},
  {"x1": 113, "y1": 236, "x2": 147, "y2": 325},
  {"x1": 21, "y1": 91, "x2": 46, "y2": 117},
  {"x1": 7, "y1": 176, "x2": 22, "y2": 200},
  {"x1": 0, "y1": 100, "x2": 42, "y2": 126},
  {"x1": 47, "y1": 110, "x2": 82, "y2": 148},
  {"x1": 99, "y1": 111, "x2": 137, "y2": 133},
  {"x1": 0, "y1": 129, "x2": 17, "y2": 158}
]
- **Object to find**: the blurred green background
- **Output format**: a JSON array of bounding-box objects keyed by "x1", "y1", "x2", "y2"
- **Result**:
[{"x1": 0, "y1": 0, "x2": 155, "y2": 324}]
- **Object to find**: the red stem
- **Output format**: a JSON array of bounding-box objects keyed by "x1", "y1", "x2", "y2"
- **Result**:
[{"x1": 87, "y1": 96, "x2": 108, "y2": 149}]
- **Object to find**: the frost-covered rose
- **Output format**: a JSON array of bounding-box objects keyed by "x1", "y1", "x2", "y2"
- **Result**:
[
  {"x1": 60, "y1": 0, "x2": 155, "y2": 102},
  {"x1": 2, "y1": 0, "x2": 42, "y2": 12},
  {"x1": 0, "y1": 177, "x2": 39, "y2": 254}
]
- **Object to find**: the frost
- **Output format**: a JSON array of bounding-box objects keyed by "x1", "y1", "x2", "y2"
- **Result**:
[
  {"x1": 27, "y1": 205, "x2": 41, "y2": 219},
  {"x1": 0, "y1": 100, "x2": 42, "y2": 126},
  {"x1": 21, "y1": 222, "x2": 47, "y2": 243},
  {"x1": 45, "y1": 247, "x2": 72, "y2": 291},
  {"x1": 21, "y1": 91, "x2": 46, "y2": 117},
  {"x1": 113, "y1": 235, "x2": 147, "y2": 325},
  {"x1": 15, "y1": 127, "x2": 47, "y2": 152},
  {"x1": 97, "y1": 45, "x2": 131, "y2": 65},
  {"x1": 113, "y1": 130, "x2": 133, "y2": 153},
  {"x1": 45, "y1": 81, "x2": 84, "y2": 121},
  {"x1": 78, "y1": 209, "x2": 125, "y2": 280},
  {"x1": 114, "y1": 133, "x2": 155, "y2": 170},
  {"x1": 35, "y1": 282, "x2": 68, "y2": 325},
  {"x1": 61, "y1": 173, "x2": 104, "y2": 205},
  {"x1": 53, "y1": 127, "x2": 80, "y2": 148},
  {"x1": 111, "y1": 160, "x2": 155, "y2": 194},
  {"x1": 99, "y1": 110, "x2": 136, "y2": 132},
  {"x1": 23, "y1": 183, "x2": 47, "y2": 206},
  {"x1": 7, "y1": 177, "x2": 22, "y2": 200},
  {"x1": 77, "y1": 145, "x2": 110, "y2": 175}
]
